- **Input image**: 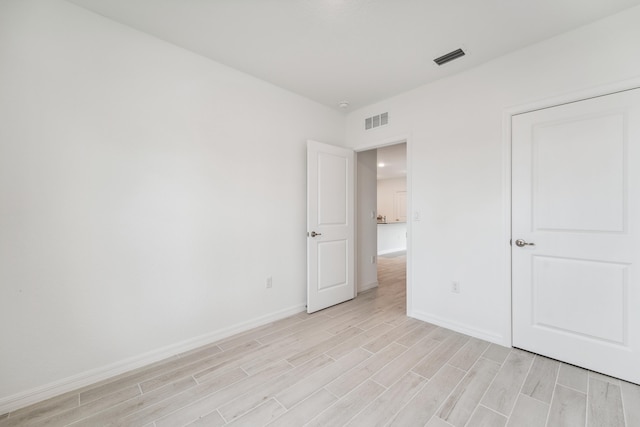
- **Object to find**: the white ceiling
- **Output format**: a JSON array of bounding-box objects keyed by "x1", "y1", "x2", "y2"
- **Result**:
[
  {"x1": 68, "y1": 0, "x2": 640, "y2": 111},
  {"x1": 377, "y1": 143, "x2": 406, "y2": 180}
]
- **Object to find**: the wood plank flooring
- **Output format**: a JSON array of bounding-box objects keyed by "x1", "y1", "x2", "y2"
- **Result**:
[{"x1": 2, "y1": 251, "x2": 639, "y2": 426}]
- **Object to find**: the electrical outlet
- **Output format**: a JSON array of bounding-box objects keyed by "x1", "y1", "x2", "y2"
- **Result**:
[
  {"x1": 266, "y1": 276, "x2": 272, "y2": 289},
  {"x1": 451, "y1": 281, "x2": 460, "y2": 293}
]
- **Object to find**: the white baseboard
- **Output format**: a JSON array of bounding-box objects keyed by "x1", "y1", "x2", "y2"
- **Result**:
[
  {"x1": 358, "y1": 281, "x2": 378, "y2": 293},
  {"x1": 409, "y1": 309, "x2": 508, "y2": 347},
  {"x1": 0, "y1": 304, "x2": 305, "y2": 414}
]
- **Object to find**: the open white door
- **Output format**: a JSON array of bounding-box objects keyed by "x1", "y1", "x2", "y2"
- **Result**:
[
  {"x1": 512, "y1": 87, "x2": 640, "y2": 384},
  {"x1": 307, "y1": 140, "x2": 355, "y2": 313}
]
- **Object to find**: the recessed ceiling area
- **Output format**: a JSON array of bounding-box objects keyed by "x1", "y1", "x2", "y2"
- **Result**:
[{"x1": 68, "y1": 0, "x2": 640, "y2": 110}]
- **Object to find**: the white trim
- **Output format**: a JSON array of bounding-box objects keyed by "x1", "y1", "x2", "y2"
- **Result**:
[
  {"x1": 502, "y1": 76, "x2": 640, "y2": 349},
  {"x1": 352, "y1": 134, "x2": 411, "y2": 153},
  {"x1": 506, "y1": 76, "x2": 640, "y2": 116},
  {"x1": 411, "y1": 310, "x2": 507, "y2": 346},
  {"x1": 501, "y1": 105, "x2": 514, "y2": 347},
  {"x1": 0, "y1": 304, "x2": 305, "y2": 414}
]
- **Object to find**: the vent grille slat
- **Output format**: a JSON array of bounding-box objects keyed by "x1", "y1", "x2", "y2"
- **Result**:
[
  {"x1": 434, "y1": 48, "x2": 465, "y2": 66},
  {"x1": 364, "y1": 112, "x2": 389, "y2": 130}
]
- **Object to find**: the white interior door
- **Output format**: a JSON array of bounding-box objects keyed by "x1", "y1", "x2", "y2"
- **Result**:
[
  {"x1": 512, "y1": 88, "x2": 640, "y2": 384},
  {"x1": 307, "y1": 140, "x2": 355, "y2": 313}
]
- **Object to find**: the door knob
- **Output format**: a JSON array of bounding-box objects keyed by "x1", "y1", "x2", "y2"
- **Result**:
[
  {"x1": 515, "y1": 239, "x2": 535, "y2": 247},
  {"x1": 310, "y1": 231, "x2": 322, "y2": 237}
]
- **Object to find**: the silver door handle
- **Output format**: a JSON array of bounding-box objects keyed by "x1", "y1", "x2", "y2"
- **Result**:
[
  {"x1": 515, "y1": 239, "x2": 535, "y2": 247},
  {"x1": 310, "y1": 231, "x2": 322, "y2": 237}
]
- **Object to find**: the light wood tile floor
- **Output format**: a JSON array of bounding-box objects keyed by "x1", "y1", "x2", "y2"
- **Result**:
[{"x1": 3, "y1": 251, "x2": 640, "y2": 426}]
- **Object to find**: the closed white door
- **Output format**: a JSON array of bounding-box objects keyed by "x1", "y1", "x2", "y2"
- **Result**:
[
  {"x1": 307, "y1": 140, "x2": 355, "y2": 313},
  {"x1": 512, "y1": 88, "x2": 640, "y2": 384}
]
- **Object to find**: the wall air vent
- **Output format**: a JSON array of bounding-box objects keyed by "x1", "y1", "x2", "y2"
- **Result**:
[
  {"x1": 365, "y1": 112, "x2": 389, "y2": 130},
  {"x1": 434, "y1": 48, "x2": 465, "y2": 66}
]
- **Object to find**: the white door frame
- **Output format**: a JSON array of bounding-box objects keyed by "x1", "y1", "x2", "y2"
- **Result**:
[
  {"x1": 353, "y1": 134, "x2": 413, "y2": 315},
  {"x1": 502, "y1": 77, "x2": 640, "y2": 348}
]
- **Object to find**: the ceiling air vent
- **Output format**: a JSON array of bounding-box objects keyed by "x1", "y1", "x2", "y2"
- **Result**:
[
  {"x1": 365, "y1": 112, "x2": 389, "y2": 130},
  {"x1": 434, "y1": 48, "x2": 465, "y2": 66}
]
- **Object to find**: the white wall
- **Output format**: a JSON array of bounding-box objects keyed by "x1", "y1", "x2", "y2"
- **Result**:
[
  {"x1": 0, "y1": 0, "x2": 345, "y2": 409},
  {"x1": 346, "y1": 5, "x2": 640, "y2": 345},
  {"x1": 356, "y1": 150, "x2": 378, "y2": 292}
]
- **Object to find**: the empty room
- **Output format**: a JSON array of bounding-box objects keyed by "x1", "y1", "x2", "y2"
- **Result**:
[{"x1": 1, "y1": 0, "x2": 640, "y2": 426}]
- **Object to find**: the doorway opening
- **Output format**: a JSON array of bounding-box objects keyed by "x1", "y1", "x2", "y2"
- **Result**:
[{"x1": 356, "y1": 142, "x2": 408, "y2": 307}]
